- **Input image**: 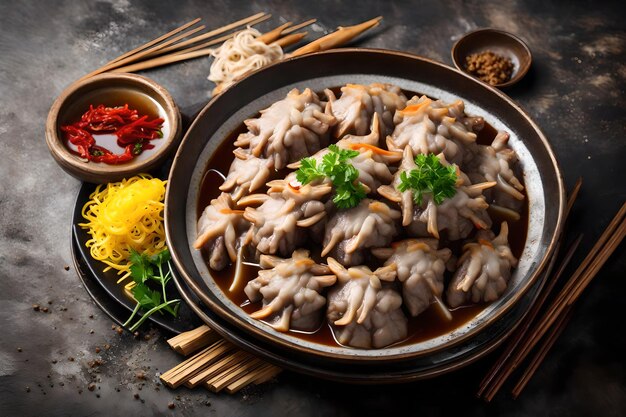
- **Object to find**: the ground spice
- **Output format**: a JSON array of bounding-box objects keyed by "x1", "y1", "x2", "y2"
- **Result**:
[{"x1": 464, "y1": 51, "x2": 514, "y2": 85}]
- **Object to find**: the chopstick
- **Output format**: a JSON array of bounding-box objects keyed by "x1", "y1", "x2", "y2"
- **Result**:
[
  {"x1": 510, "y1": 210, "x2": 624, "y2": 395},
  {"x1": 511, "y1": 309, "x2": 573, "y2": 398},
  {"x1": 478, "y1": 178, "x2": 583, "y2": 398},
  {"x1": 479, "y1": 194, "x2": 626, "y2": 401}
]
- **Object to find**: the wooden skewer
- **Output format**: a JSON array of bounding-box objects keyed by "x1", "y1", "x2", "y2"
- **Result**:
[
  {"x1": 258, "y1": 22, "x2": 293, "y2": 44},
  {"x1": 169, "y1": 30, "x2": 242, "y2": 56},
  {"x1": 186, "y1": 350, "x2": 252, "y2": 388},
  {"x1": 206, "y1": 357, "x2": 265, "y2": 392},
  {"x1": 479, "y1": 178, "x2": 582, "y2": 400},
  {"x1": 106, "y1": 17, "x2": 201, "y2": 66},
  {"x1": 161, "y1": 340, "x2": 233, "y2": 388},
  {"x1": 281, "y1": 18, "x2": 317, "y2": 35},
  {"x1": 145, "y1": 13, "x2": 271, "y2": 58},
  {"x1": 273, "y1": 32, "x2": 308, "y2": 48},
  {"x1": 111, "y1": 47, "x2": 215, "y2": 73},
  {"x1": 222, "y1": 363, "x2": 276, "y2": 393},
  {"x1": 290, "y1": 16, "x2": 382, "y2": 57},
  {"x1": 81, "y1": 24, "x2": 206, "y2": 80},
  {"x1": 167, "y1": 325, "x2": 219, "y2": 355},
  {"x1": 251, "y1": 365, "x2": 282, "y2": 385}
]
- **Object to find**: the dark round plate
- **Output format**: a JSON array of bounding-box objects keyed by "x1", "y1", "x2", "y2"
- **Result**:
[
  {"x1": 165, "y1": 49, "x2": 565, "y2": 369},
  {"x1": 72, "y1": 182, "x2": 198, "y2": 334}
]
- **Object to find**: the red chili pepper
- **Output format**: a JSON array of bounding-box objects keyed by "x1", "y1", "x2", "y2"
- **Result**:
[
  {"x1": 60, "y1": 104, "x2": 164, "y2": 165},
  {"x1": 116, "y1": 115, "x2": 164, "y2": 146},
  {"x1": 77, "y1": 104, "x2": 139, "y2": 132}
]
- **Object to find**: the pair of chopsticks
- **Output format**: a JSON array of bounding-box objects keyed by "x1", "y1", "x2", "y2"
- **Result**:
[
  {"x1": 161, "y1": 325, "x2": 281, "y2": 393},
  {"x1": 478, "y1": 180, "x2": 626, "y2": 401},
  {"x1": 80, "y1": 14, "x2": 382, "y2": 79}
]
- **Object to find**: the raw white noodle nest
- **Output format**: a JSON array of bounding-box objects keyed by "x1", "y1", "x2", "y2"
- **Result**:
[{"x1": 209, "y1": 28, "x2": 284, "y2": 92}]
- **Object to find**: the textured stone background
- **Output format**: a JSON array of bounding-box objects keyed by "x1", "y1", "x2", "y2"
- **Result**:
[{"x1": 0, "y1": 0, "x2": 624, "y2": 415}]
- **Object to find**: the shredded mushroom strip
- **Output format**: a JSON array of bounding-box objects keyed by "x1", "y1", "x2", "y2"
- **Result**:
[{"x1": 209, "y1": 28, "x2": 283, "y2": 93}]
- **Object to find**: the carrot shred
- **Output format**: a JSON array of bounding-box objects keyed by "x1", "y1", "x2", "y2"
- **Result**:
[{"x1": 346, "y1": 142, "x2": 400, "y2": 156}]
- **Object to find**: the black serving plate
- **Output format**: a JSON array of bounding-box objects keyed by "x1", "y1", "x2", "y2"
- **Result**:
[{"x1": 72, "y1": 182, "x2": 199, "y2": 334}]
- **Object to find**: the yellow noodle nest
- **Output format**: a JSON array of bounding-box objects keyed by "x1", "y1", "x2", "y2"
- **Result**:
[{"x1": 80, "y1": 174, "x2": 167, "y2": 280}]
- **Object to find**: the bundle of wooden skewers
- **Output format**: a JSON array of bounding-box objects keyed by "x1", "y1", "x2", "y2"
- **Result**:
[
  {"x1": 80, "y1": 12, "x2": 382, "y2": 93},
  {"x1": 161, "y1": 325, "x2": 281, "y2": 394}
]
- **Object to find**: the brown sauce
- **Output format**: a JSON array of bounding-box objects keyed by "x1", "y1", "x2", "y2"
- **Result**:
[{"x1": 197, "y1": 88, "x2": 529, "y2": 349}]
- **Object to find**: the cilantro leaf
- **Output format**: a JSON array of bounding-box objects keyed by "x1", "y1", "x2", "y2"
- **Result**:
[
  {"x1": 129, "y1": 249, "x2": 153, "y2": 284},
  {"x1": 295, "y1": 145, "x2": 366, "y2": 209},
  {"x1": 295, "y1": 157, "x2": 324, "y2": 185},
  {"x1": 123, "y1": 248, "x2": 180, "y2": 332},
  {"x1": 149, "y1": 248, "x2": 171, "y2": 266},
  {"x1": 397, "y1": 154, "x2": 457, "y2": 205},
  {"x1": 131, "y1": 283, "x2": 162, "y2": 310}
]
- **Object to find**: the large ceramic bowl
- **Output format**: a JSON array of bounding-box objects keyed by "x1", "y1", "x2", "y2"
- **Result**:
[{"x1": 165, "y1": 49, "x2": 565, "y2": 366}]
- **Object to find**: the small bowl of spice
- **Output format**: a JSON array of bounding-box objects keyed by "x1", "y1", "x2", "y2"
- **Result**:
[
  {"x1": 451, "y1": 28, "x2": 532, "y2": 88},
  {"x1": 46, "y1": 73, "x2": 182, "y2": 183}
]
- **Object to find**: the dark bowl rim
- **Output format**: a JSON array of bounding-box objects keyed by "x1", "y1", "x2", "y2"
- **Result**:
[
  {"x1": 451, "y1": 27, "x2": 533, "y2": 88},
  {"x1": 45, "y1": 72, "x2": 182, "y2": 183},
  {"x1": 165, "y1": 47, "x2": 565, "y2": 363}
]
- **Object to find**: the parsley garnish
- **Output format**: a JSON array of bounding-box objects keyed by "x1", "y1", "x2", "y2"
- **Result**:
[
  {"x1": 397, "y1": 154, "x2": 457, "y2": 205},
  {"x1": 296, "y1": 144, "x2": 366, "y2": 209},
  {"x1": 123, "y1": 248, "x2": 181, "y2": 332}
]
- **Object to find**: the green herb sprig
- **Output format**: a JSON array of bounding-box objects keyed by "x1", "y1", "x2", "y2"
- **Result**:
[
  {"x1": 296, "y1": 144, "x2": 366, "y2": 209},
  {"x1": 123, "y1": 248, "x2": 181, "y2": 332},
  {"x1": 397, "y1": 154, "x2": 457, "y2": 205}
]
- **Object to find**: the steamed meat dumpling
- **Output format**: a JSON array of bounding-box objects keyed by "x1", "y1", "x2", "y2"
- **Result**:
[
  {"x1": 372, "y1": 239, "x2": 452, "y2": 317},
  {"x1": 326, "y1": 83, "x2": 407, "y2": 138},
  {"x1": 326, "y1": 258, "x2": 407, "y2": 348},
  {"x1": 446, "y1": 222, "x2": 518, "y2": 308},
  {"x1": 194, "y1": 193, "x2": 248, "y2": 271},
  {"x1": 234, "y1": 88, "x2": 335, "y2": 169},
  {"x1": 465, "y1": 131, "x2": 525, "y2": 216},
  {"x1": 406, "y1": 182, "x2": 493, "y2": 241},
  {"x1": 241, "y1": 180, "x2": 332, "y2": 257},
  {"x1": 245, "y1": 250, "x2": 337, "y2": 332},
  {"x1": 322, "y1": 199, "x2": 400, "y2": 266},
  {"x1": 387, "y1": 96, "x2": 479, "y2": 165},
  {"x1": 219, "y1": 148, "x2": 273, "y2": 201}
]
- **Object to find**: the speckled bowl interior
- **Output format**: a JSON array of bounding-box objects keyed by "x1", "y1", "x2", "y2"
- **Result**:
[{"x1": 165, "y1": 49, "x2": 564, "y2": 364}]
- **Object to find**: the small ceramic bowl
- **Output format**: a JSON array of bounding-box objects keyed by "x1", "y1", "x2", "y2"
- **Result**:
[
  {"x1": 451, "y1": 28, "x2": 532, "y2": 88},
  {"x1": 46, "y1": 73, "x2": 182, "y2": 183}
]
